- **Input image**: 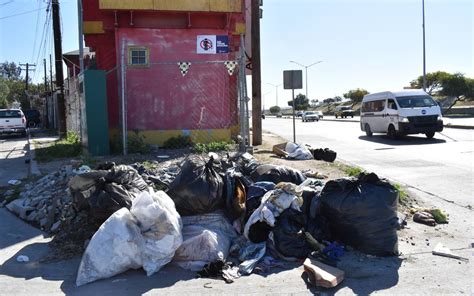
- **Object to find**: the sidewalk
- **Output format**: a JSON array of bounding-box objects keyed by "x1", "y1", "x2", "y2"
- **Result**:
[{"x1": 320, "y1": 115, "x2": 474, "y2": 129}]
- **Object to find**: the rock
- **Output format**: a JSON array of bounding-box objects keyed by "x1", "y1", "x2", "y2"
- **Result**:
[
  {"x1": 50, "y1": 221, "x2": 61, "y2": 232},
  {"x1": 3, "y1": 189, "x2": 15, "y2": 197},
  {"x1": 40, "y1": 217, "x2": 48, "y2": 227}
]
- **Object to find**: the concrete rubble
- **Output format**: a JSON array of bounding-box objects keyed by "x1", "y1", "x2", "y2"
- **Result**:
[{"x1": 5, "y1": 165, "x2": 76, "y2": 232}]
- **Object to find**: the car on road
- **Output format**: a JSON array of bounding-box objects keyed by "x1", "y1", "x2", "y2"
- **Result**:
[
  {"x1": 335, "y1": 106, "x2": 354, "y2": 118},
  {"x1": 302, "y1": 111, "x2": 320, "y2": 122},
  {"x1": 315, "y1": 111, "x2": 324, "y2": 119},
  {"x1": 276, "y1": 113, "x2": 283, "y2": 118},
  {"x1": 0, "y1": 109, "x2": 27, "y2": 136},
  {"x1": 296, "y1": 111, "x2": 304, "y2": 117},
  {"x1": 23, "y1": 109, "x2": 41, "y2": 128},
  {"x1": 360, "y1": 90, "x2": 443, "y2": 139}
]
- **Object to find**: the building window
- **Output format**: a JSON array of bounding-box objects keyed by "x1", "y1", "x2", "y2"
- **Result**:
[{"x1": 128, "y1": 47, "x2": 149, "y2": 66}]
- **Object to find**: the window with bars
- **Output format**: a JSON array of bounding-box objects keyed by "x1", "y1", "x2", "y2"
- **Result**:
[{"x1": 128, "y1": 47, "x2": 149, "y2": 66}]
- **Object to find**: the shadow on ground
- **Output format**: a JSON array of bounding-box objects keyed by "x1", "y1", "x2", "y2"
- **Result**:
[{"x1": 359, "y1": 135, "x2": 446, "y2": 146}]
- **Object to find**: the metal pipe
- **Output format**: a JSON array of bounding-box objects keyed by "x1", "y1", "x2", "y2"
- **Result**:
[
  {"x1": 422, "y1": 0, "x2": 427, "y2": 91},
  {"x1": 78, "y1": 0, "x2": 84, "y2": 73},
  {"x1": 120, "y1": 39, "x2": 127, "y2": 155}
]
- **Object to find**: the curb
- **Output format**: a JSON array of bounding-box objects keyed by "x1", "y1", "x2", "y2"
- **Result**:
[{"x1": 26, "y1": 133, "x2": 41, "y2": 176}]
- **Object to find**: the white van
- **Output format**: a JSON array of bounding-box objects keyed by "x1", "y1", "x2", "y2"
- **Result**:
[{"x1": 360, "y1": 90, "x2": 443, "y2": 139}]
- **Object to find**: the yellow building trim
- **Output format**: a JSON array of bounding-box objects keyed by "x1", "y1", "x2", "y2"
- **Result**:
[
  {"x1": 99, "y1": 0, "x2": 153, "y2": 10},
  {"x1": 99, "y1": 0, "x2": 241, "y2": 12},
  {"x1": 234, "y1": 22, "x2": 246, "y2": 34},
  {"x1": 83, "y1": 21, "x2": 105, "y2": 34}
]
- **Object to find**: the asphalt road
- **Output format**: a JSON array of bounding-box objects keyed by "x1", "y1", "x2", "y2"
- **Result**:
[
  {"x1": 263, "y1": 117, "x2": 474, "y2": 208},
  {"x1": 0, "y1": 135, "x2": 29, "y2": 187}
]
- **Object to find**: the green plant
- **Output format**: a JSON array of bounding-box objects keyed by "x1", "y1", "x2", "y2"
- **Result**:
[
  {"x1": 344, "y1": 166, "x2": 364, "y2": 177},
  {"x1": 194, "y1": 141, "x2": 233, "y2": 153},
  {"x1": 163, "y1": 135, "x2": 193, "y2": 149},
  {"x1": 128, "y1": 131, "x2": 149, "y2": 154},
  {"x1": 35, "y1": 131, "x2": 82, "y2": 162},
  {"x1": 393, "y1": 183, "x2": 408, "y2": 203}
]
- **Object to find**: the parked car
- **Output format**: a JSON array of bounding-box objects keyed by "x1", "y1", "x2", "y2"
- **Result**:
[
  {"x1": 23, "y1": 109, "x2": 41, "y2": 128},
  {"x1": 315, "y1": 111, "x2": 324, "y2": 119},
  {"x1": 302, "y1": 111, "x2": 320, "y2": 122},
  {"x1": 335, "y1": 106, "x2": 354, "y2": 118},
  {"x1": 0, "y1": 109, "x2": 27, "y2": 136}
]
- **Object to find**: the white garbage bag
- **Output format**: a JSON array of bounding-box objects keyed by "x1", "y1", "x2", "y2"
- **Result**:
[
  {"x1": 172, "y1": 211, "x2": 237, "y2": 271},
  {"x1": 76, "y1": 189, "x2": 182, "y2": 286},
  {"x1": 285, "y1": 142, "x2": 313, "y2": 160}
]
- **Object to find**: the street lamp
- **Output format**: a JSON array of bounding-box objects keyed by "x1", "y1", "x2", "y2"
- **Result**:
[
  {"x1": 290, "y1": 60, "x2": 323, "y2": 100},
  {"x1": 266, "y1": 82, "x2": 282, "y2": 106},
  {"x1": 262, "y1": 91, "x2": 272, "y2": 112}
]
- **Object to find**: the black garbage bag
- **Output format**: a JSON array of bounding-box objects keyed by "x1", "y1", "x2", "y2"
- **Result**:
[
  {"x1": 223, "y1": 168, "x2": 247, "y2": 220},
  {"x1": 319, "y1": 173, "x2": 399, "y2": 256},
  {"x1": 244, "y1": 182, "x2": 275, "y2": 224},
  {"x1": 167, "y1": 156, "x2": 225, "y2": 216},
  {"x1": 250, "y1": 164, "x2": 306, "y2": 185},
  {"x1": 313, "y1": 148, "x2": 337, "y2": 162},
  {"x1": 272, "y1": 208, "x2": 310, "y2": 258},
  {"x1": 105, "y1": 164, "x2": 148, "y2": 192}
]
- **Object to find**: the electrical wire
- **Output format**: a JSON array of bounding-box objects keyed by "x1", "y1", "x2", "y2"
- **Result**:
[{"x1": 0, "y1": 7, "x2": 46, "y2": 20}]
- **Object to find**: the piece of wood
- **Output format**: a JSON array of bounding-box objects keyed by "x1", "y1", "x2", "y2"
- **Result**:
[
  {"x1": 432, "y1": 243, "x2": 469, "y2": 262},
  {"x1": 303, "y1": 258, "x2": 344, "y2": 288}
]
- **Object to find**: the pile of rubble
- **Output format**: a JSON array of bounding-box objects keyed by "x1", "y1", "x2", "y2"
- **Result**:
[
  {"x1": 3, "y1": 152, "x2": 406, "y2": 289},
  {"x1": 5, "y1": 166, "x2": 77, "y2": 232}
]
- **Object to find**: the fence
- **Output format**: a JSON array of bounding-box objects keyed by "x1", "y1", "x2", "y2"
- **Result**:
[{"x1": 119, "y1": 44, "x2": 250, "y2": 154}]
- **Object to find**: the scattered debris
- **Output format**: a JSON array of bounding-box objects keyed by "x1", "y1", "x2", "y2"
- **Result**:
[
  {"x1": 303, "y1": 257, "x2": 345, "y2": 288},
  {"x1": 16, "y1": 255, "x2": 30, "y2": 263},
  {"x1": 432, "y1": 243, "x2": 469, "y2": 262},
  {"x1": 272, "y1": 142, "x2": 313, "y2": 160},
  {"x1": 413, "y1": 211, "x2": 436, "y2": 226},
  {"x1": 8, "y1": 179, "x2": 21, "y2": 186},
  {"x1": 412, "y1": 208, "x2": 449, "y2": 226}
]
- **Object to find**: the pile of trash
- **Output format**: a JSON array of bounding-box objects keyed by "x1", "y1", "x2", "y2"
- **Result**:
[
  {"x1": 5, "y1": 166, "x2": 79, "y2": 232},
  {"x1": 3, "y1": 152, "x2": 403, "y2": 288},
  {"x1": 273, "y1": 141, "x2": 337, "y2": 162}
]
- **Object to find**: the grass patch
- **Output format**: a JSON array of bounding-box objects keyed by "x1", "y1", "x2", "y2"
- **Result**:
[
  {"x1": 163, "y1": 135, "x2": 193, "y2": 149},
  {"x1": 194, "y1": 141, "x2": 233, "y2": 154},
  {"x1": 344, "y1": 166, "x2": 364, "y2": 177},
  {"x1": 393, "y1": 183, "x2": 408, "y2": 204},
  {"x1": 35, "y1": 132, "x2": 82, "y2": 162},
  {"x1": 128, "y1": 131, "x2": 149, "y2": 154}
]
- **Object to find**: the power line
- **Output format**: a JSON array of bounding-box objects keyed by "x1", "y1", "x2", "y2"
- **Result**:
[
  {"x1": 31, "y1": 1, "x2": 44, "y2": 62},
  {"x1": 0, "y1": 7, "x2": 47, "y2": 20}
]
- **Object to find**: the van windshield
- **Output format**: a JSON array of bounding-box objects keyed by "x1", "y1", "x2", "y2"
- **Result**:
[{"x1": 396, "y1": 96, "x2": 437, "y2": 108}]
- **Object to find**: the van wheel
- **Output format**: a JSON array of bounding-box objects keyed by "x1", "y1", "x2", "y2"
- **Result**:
[
  {"x1": 365, "y1": 124, "x2": 373, "y2": 137},
  {"x1": 335, "y1": 115, "x2": 338, "y2": 119},
  {"x1": 388, "y1": 125, "x2": 397, "y2": 139},
  {"x1": 425, "y1": 132, "x2": 435, "y2": 139}
]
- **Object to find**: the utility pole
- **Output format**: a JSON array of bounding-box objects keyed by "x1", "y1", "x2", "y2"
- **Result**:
[
  {"x1": 49, "y1": 54, "x2": 53, "y2": 92},
  {"x1": 19, "y1": 63, "x2": 36, "y2": 109},
  {"x1": 251, "y1": 0, "x2": 262, "y2": 146},
  {"x1": 19, "y1": 63, "x2": 36, "y2": 91},
  {"x1": 43, "y1": 59, "x2": 48, "y2": 92},
  {"x1": 52, "y1": 0, "x2": 66, "y2": 137}
]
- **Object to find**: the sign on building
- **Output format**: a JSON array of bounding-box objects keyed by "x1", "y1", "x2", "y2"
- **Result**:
[{"x1": 197, "y1": 35, "x2": 229, "y2": 54}]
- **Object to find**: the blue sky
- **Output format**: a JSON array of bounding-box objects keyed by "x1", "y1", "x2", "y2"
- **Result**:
[{"x1": 1, "y1": 0, "x2": 472, "y2": 107}]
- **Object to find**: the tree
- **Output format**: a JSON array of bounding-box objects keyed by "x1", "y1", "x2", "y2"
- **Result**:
[
  {"x1": 323, "y1": 98, "x2": 335, "y2": 104},
  {"x1": 410, "y1": 71, "x2": 451, "y2": 94},
  {"x1": 334, "y1": 96, "x2": 343, "y2": 102},
  {"x1": 269, "y1": 106, "x2": 281, "y2": 114},
  {"x1": 0, "y1": 61, "x2": 22, "y2": 80},
  {"x1": 0, "y1": 78, "x2": 10, "y2": 108},
  {"x1": 310, "y1": 99, "x2": 318, "y2": 107},
  {"x1": 343, "y1": 88, "x2": 369, "y2": 104},
  {"x1": 439, "y1": 73, "x2": 469, "y2": 98},
  {"x1": 288, "y1": 93, "x2": 309, "y2": 110}
]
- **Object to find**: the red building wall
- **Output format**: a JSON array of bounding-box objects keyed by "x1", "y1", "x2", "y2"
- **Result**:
[{"x1": 82, "y1": 0, "x2": 245, "y2": 144}]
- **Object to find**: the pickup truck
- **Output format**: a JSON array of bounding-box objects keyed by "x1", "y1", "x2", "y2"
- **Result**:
[{"x1": 0, "y1": 109, "x2": 27, "y2": 136}]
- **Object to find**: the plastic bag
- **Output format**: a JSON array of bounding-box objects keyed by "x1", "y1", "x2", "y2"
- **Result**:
[
  {"x1": 167, "y1": 156, "x2": 224, "y2": 216},
  {"x1": 285, "y1": 142, "x2": 313, "y2": 160},
  {"x1": 173, "y1": 211, "x2": 237, "y2": 271},
  {"x1": 272, "y1": 208, "x2": 309, "y2": 258},
  {"x1": 76, "y1": 190, "x2": 182, "y2": 286},
  {"x1": 244, "y1": 183, "x2": 304, "y2": 243},
  {"x1": 250, "y1": 164, "x2": 306, "y2": 185},
  {"x1": 223, "y1": 168, "x2": 247, "y2": 220},
  {"x1": 318, "y1": 173, "x2": 399, "y2": 256}
]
